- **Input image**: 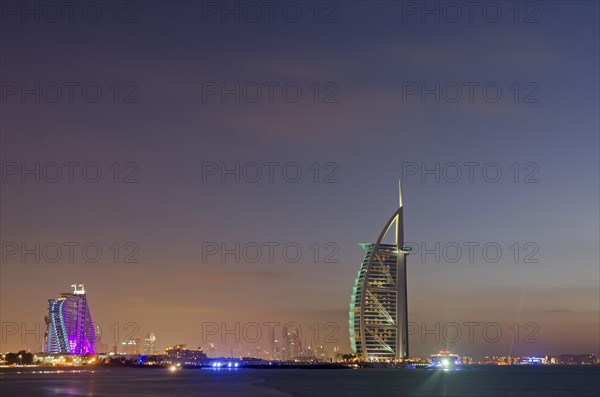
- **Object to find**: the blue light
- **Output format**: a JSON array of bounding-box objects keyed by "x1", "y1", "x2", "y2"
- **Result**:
[
  {"x1": 234, "y1": 363, "x2": 239, "y2": 368},
  {"x1": 528, "y1": 357, "x2": 543, "y2": 364}
]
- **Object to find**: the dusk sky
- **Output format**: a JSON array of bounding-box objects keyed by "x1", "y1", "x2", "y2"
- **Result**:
[{"x1": 1, "y1": 1, "x2": 598, "y2": 360}]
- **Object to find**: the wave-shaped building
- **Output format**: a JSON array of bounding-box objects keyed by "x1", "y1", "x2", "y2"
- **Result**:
[
  {"x1": 44, "y1": 284, "x2": 96, "y2": 355},
  {"x1": 349, "y1": 184, "x2": 411, "y2": 361}
]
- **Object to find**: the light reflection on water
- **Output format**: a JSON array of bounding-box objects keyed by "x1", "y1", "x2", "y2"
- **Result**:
[
  {"x1": 10, "y1": 370, "x2": 94, "y2": 375},
  {"x1": 1, "y1": 366, "x2": 598, "y2": 397}
]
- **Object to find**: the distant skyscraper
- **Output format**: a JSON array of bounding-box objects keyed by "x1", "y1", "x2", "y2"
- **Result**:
[
  {"x1": 144, "y1": 332, "x2": 157, "y2": 355},
  {"x1": 349, "y1": 183, "x2": 410, "y2": 360},
  {"x1": 44, "y1": 284, "x2": 96, "y2": 355},
  {"x1": 284, "y1": 325, "x2": 301, "y2": 360},
  {"x1": 94, "y1": 323, "x2": 108, "y2": 353}
]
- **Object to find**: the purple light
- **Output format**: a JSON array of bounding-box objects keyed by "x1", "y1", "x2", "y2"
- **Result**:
[{"x1": 46, "y1": 292, "x2": 96, "y2": 355}]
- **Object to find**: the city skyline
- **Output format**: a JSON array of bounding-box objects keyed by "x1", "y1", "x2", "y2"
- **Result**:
[
  {"x1": 5, "y1": 280, "x2": 599, "y2": 363},
  {"x1": 1, "y1": 1, "x2": 599, "y2": 361}
]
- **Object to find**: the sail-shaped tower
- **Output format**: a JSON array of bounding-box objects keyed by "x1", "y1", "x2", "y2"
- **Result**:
[{"x1": 349, "y1": 183, "x2": 410, "y2": 360}]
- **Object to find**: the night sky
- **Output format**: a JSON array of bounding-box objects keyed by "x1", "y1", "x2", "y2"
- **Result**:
[{"x1": 1, "y1": 1, "x2": 598, "y2": 359}]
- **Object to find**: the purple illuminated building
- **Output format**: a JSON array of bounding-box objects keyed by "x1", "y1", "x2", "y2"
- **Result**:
[{"x1": 44, "y1": 284, "x2": 96, "y2": 355}]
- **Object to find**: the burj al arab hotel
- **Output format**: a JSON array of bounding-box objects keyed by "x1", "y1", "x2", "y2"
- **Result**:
[{"x1": 349, "y1": 183, "x2": 411, "y2": 361}]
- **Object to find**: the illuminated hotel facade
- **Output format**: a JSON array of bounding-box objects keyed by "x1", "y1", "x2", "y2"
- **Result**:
[
  {"x1": 349, "y1": 184, "x2": 410, "y2": 360},
  {"x1": 44, "y1": 284, "x2": 96, "y2": 355}
]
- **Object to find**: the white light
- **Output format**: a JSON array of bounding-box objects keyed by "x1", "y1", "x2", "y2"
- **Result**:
[
  {"x1": 398, "y1": 182, "x2": 403, "y2": 208},
  {"x1": 169, "y1": 365, "x2": 177, "y2": 372}
]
